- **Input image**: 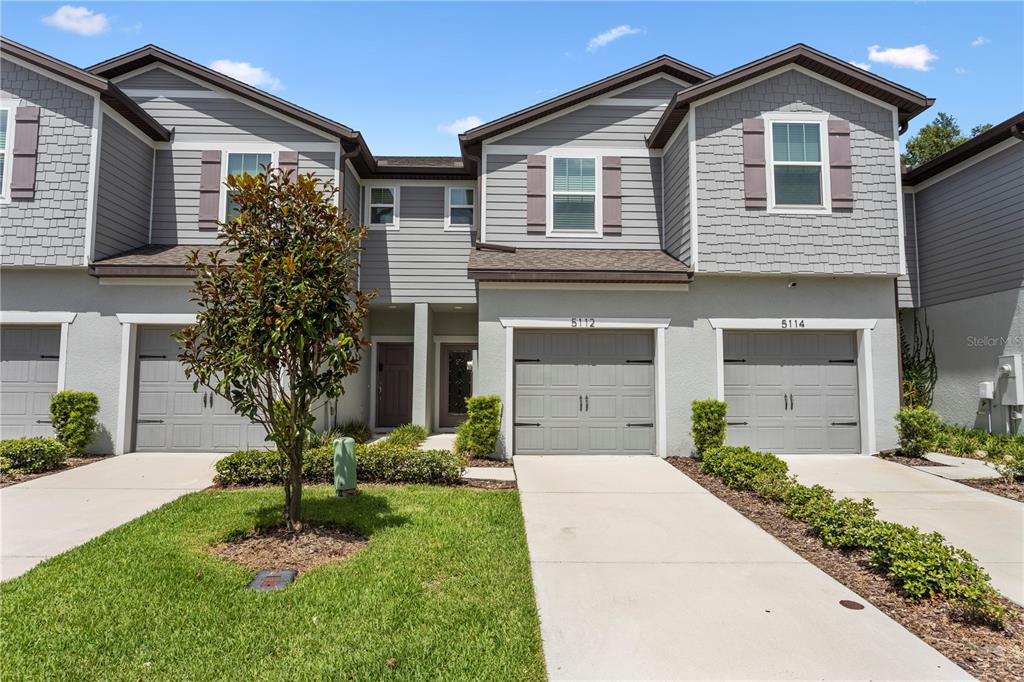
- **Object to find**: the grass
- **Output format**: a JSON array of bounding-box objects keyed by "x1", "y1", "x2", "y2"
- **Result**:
[{"x1": 0, "y1": 485, "x2": 545, "y2": 681}]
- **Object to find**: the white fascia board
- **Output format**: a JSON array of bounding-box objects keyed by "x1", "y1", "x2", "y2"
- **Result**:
[
  {"x1": 83, "y1": 96, "x2": 103, "y2": 266},
  {"x1": 0, "y1": 311, "x2": 78, "y2": 324},
  {"x1": 115, "y1": 313, "x2": 197, "y2": 325},
  {"x1": 893, "y1": 110, "x2": 907, "y2": 277},
  {"x1": 688, "y1": 109, "x2": 698, "y2": 271}
]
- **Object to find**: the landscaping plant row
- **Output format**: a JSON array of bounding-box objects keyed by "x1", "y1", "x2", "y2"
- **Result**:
[
  {"x1": 896, "y1": 406, "x2": 1024, "y2": 481},
  {"x1": 0, "y1": 391, "x2": 100, "y2": 475}
]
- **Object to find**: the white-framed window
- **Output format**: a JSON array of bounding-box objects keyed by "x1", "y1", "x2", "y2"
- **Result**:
[
  {"x1": 368, "y1": 187, "x2": 398, "y2": 229},
  {"x1": 224, "y1": 151, "x2": 273, "y2": 220},
  {"x1": 764, "y1": 114, "x2": 831, "y2": 214},
  {"x1": 0, "y1": 106, "x2": 13, "y2": 203},
  {"x1": 549, "y1": 156, "x2": 600, "y2": 235},
  {"x1": 445, "y1": 187, "x2": 474, "y2": 230}
]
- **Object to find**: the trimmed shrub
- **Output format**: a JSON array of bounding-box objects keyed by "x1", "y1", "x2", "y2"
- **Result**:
[
  {"x1": 895, "y1": 406, "x2": 942, "y2": 457},
  {"x1": 716, "y1": 449, "x2": 788, "y2": 491},
  {"x1": 808, "y1": 497, "x2": 879, "y2": 549},
  {"x1": 454, "y1": 395, "x2": 503, "y2": 458},
  {"x1": 781, "y1": 483, "x2": 835, "y2": 523},
  {"x1": 49, "y1": 391, "x2": 99, "y2": 455},
  {"x1": 0, "y1": 437, "x2": 68, "y2": 474},
  {"x1": 385, "y1": 423, "x2": 428, "y2": 448},
  {"x1": 752, "y1": 472, "x2": 796, "y2": 501},
  {"x1": 691, "y1": 400, "x2": 728, "y2": 456},
  {"x1": 337, "y1": 419, "x2": 373, "y2": 445},
  {"x1": 699, "y1": 445, "x2": 752, "y2": 476},
  {"x1": 214, "y1": 449, "x2": 282, "y2": 486},
  {"x1": 990, "y1": 438, "x2": 1024, "y2": 483}
]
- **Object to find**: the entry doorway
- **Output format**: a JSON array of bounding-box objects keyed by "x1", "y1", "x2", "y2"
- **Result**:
[
  {"x1": 375, "y1": 342, "x2": 413, "y2": 428},
  {"x1": 438, "y1": 343, "x2": 476, "y2": 429}
]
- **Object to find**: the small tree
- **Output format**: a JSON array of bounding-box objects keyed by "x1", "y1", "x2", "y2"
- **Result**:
[
  {"x1": 901, "y1": 112, "x2": 965, "y2": 168},
  {"x1": 177, "y1": 167, "x2": 370, "y2": 530}
]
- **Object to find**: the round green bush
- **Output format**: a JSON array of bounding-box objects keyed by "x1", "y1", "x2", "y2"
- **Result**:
[
  {"x1": 895, "y1": 406, "x2": 942, "y2": 457},
  {"x1": 691, "y1": 400, "x2": 728, "y2": 457},
  {"x1": 0, "y1": 437, "x2": 68, "y2": 475},
  {"x1": 49, "y1": 391, "x2": 99, "y2": 455}
]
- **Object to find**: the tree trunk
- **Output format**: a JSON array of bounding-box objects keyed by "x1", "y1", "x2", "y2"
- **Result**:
[{"x1": 285, "y1": 440, "x2": 304, "y2": 531}]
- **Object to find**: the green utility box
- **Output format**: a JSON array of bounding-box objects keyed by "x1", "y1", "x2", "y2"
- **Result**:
[{"x1": 334, "y1": 437, "x2": 357, "y2": 496}]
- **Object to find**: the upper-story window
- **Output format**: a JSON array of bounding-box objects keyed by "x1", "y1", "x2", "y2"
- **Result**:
[
  {"x1": 225, "y1": 152, "x2": 272, "y2": 219},
  {"x1": 0, "y1": 108, "x2": 11, "y2": 202},
  {"x1": 369, "y1": 187, "x2": 397, "y2": 228},
  {"x1": 551, "y1": 157, "x2": 597, "y2": 233},
  {"x1": 446, "y1": 188, "x2": 474, "y2": 230},
  {"x1": 768, "y1": 121, "x2": 826, "y2": 208}
]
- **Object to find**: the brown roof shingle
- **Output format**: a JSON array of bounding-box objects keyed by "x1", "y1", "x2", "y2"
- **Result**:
[
  {"x1": 467, "y1": 246, "x2": 691, "y2": 283},
  {"x1": 89, "y1": 244, "x2": 234, "y2": 277}
]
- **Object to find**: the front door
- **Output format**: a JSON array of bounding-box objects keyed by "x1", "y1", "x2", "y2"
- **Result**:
[
  {"x1": 376, "y1": 342, "x2": 413, "y2": 428},
  {"x1": 439, "y1": 343, "x2": 476, "y2": 429}
]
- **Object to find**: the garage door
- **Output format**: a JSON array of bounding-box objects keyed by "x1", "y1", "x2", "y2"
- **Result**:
[
  {"x1": 134, "y1": 328, "x2": 266, "y2": 452},
  {"x1": 0, "y1": 326, "x2": 60, "y2": 439},
  {"x1": 514, "y1": 330, "x2": 655, "y2": 455},
  {"x1": 723, "y1": 331, "x2": 860, "y2": 454}
]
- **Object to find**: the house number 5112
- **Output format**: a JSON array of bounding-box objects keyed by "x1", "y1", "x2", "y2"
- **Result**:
[
  {"x1": 571, "y1": 317, "x2": 596, "y2": 328},
  {"x1": 781, "y1": 319, "x2": 806, "y2": 329}
]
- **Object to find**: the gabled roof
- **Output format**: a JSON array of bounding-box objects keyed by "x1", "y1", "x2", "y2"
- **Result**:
[
  {"x1": 0, "y1": 36, "x2": 170, "y2": 141},
  {"x1": 458, "y1": 55, "x2": 712, "y2": 154},
  {"x1": 648, "y1": 44, "x2": 934, "y2": 148},
  {"x1": 903, "y1": 110, "x2": 1024, "y2": 185}
]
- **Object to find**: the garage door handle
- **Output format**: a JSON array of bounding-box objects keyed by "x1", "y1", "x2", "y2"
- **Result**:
[
  {"x1": 829, "y1": 359, "x2": 856, "y2": 364},
  {"x1": 727, "y1": 421, "x2": 748, "y2": 426},
  {"x1": 831, "y1": 421, "x2": 858, "y2": 426},
  {"x1": 626, "y1": 359, "x2": 653, "y2": 364},
  {"x1": 36, "y1": 419, "x2": 52, "y2": 424},
  {"x1": 139, "y1": 354, "x2": 167, "y2": 359},
  {"x1": 136, "y1": 419, "x2": 165, "y2": 424},
  {"x1": 626, "y1": 422, "x2": 653, "y2": 428},
  {"x1": 514, "y1": 422, "x2": 540, "y2": 427}
]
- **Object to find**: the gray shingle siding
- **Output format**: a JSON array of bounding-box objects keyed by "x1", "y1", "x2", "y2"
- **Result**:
[
  {"x1": 342, "y1": 164, "x2": 361, "y2": 222},
  {"x1": 661, "y1": 122, "x2": 690, "y2": 263},
  {"x1": 610, "y1": 77, "x2": 684, "y2": 100},
  {"x1": 116, "y1": 67, "x2": 210, "y2": 91},
  {"x1": 93, "y1": 113, "x2": 154, "y2": 259},
  {"x1": 0, "y1": 59, "x2": 94, "y2": 266},
  {"x1": 359, "y1": 185, "x2": 474, "y2": 303},
  {"x1": 694, "y1": 69, "x2": 900, "y2": 274},
  {"x1": 897, "y1": 192, "x2": 919, "y2": 308},
  {"x1": 912, "y1": 142, "x2": 1023, "y2": 307},
  {"x1": 496, "y1": 104, "x2": 663, "y2": 148}
]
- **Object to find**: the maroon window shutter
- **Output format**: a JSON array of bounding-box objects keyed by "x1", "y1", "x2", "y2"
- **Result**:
[
  {"x1": 278, "y1": 150, "x2": 299, "y2": 179},
  {"x1": 10, "y1": 107, "x2": 40, "y2": 200},
  {"x1": 602, "y1": 156, "x2": 622, "y2": 236},
  {"x1": 198, "y1": 150, "x2": 222, "y2": 229},
  {"x1": 526, "y1": 154, "x2": 546, "y2": 234},
  {"x1": 742, "y1": 118, "x2": 767, "y2": 209},
  {"x1": 828, "y1": 119, "x2": 853, "y2": 209}
]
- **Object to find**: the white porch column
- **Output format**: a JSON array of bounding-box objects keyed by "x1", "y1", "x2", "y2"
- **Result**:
[{"x1": 411, "y1": 302, "x2": 432, "y2": 429}]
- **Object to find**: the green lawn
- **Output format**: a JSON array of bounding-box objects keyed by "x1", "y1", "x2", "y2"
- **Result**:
[{"x1": 0, "y1": 485, "x2": 546, "y2": 681}]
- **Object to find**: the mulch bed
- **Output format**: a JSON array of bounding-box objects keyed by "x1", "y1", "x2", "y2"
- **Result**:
[
  {"x1": 667, "y1": 457, "x2": 1024, "y2": 682},
  {"x1": 874, "y1": 451, "x2": 950, "y2": 467},
  {"x1": 0, "y1": 455, "x2": 109, "y2": 489},
  {"x1": 207, "y1": 525, "x2": 368, "y2": 574},
  {"x1": 459, "y1": 478, "x2": 516, "y2": 490},
  {"x1": 959, "y1": 478, "x2": 1024, "y2": 503},
  {"x1": 467, "y1": 457, "x2": 512, "y2": 468}
]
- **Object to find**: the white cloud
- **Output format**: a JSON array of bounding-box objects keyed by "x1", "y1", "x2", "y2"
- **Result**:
[
  {"x1": 867, "y1": 44, "x2": 938, "y2": 71},
  {"x1": 122, "y1": 22, "x2": 143, "y2": 34},
  {"x1": 954, "y1": 67, "x2": 968, "y2": 75},
  {"x1": 42, "y1": 5, "x2": 109, "y2": 36},
  {"x1": 437, "y1": 116, "x2": 484, "y2": 136},
  {"x1": 209, "y1": 59, "x2": 283, "y2": 91},
  {"x1": 971, "y1": 36, "x2": 991, "y2": 47},
  {"x1": 848, "y1": 61, "x2": 872, "y2": 72},
  {"x1": 586, "y1": 25, "x2": 642, "y2": 52}
]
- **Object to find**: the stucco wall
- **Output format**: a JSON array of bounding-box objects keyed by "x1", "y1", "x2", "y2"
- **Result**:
[{"x1": 477, "y1": 276, "x2": 900, "y2": 458}]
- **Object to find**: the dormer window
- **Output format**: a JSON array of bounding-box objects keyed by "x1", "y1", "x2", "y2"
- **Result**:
[
  {"x1": 767, "y1": 120, "x2": 828, "y2": 209},
  {"x1": 550, "y1": 157, "x2": 597, "y2": 233}
]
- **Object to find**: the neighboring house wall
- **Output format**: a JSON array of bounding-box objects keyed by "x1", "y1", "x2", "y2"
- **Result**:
[
  {"x1": 360, "y1": 185, "x2": 475, "y2": 303},
  {"x1": 897, "y1": 192, "x2": 919, "y2": 308},
  {"x1": 93, "y1": 113, "x2": 154, "y2": 259},
  {"x1": 0, "y1": 59, "x2": 95, "y2": 266},
  {"x1": 912, "y1": 142, "x2": 1023, "y2": 308},
  {"x1": 693, "y1": 69, "x2": 900, "y2": 274},
  {"x1": 661, "y1": 121, "x2": 690, "y2": 262}
]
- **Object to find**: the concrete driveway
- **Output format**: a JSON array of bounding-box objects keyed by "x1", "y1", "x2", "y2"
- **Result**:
[
  {"x1": 1, "y1": 452, "x2": 220, "y2": 581},
  {"x1": 515, "y1": 455, "x2": 967, "y2": 681},
  {"x1": 781, "y1": 454, "x2": 1024, "y2": 605}
]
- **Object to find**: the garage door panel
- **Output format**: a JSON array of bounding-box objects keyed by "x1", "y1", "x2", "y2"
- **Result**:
[
  {"x1": 750, "y1": 425, "x2": 788, "y2": 452},
  {"x1": 550, "y1": 394, "x2": 581, "y2": 419},
  {"x1": 549, "y1": 334, "x2": 580, "y2": 356},
  {"x1": 135, "y1": 424, "x2": 167, "y2": 449},
  {"x1": 2, "y1": 392, "x2": 29, "y2": 416},
  {"x1": 171, "y1": 424, "x2": 203, "y2": 449},
  {"x1": 212, "y1": 425, "x2": 243, "y2": 450},
  {"x1": 826, "y1": 365, "x2": 857, "y2": 386},
  {"x1": 793, "y1": 424, "x2": 827, "y2": 452},
  {"x1": 587, "y1": 334, "x2": 619, "y2": 356},
  {"x1": 725, "y1": 394, "x2": 751, "y2": 419},
  {"x1": 622, "y1": 332, "x2": 654, "y2": 357},
  {"x1": 621, "y1": 394, "x2": 654, "y2": 419},
  {"x1": 753, "y1": 364, "x2": 784, "y2": 387},
  {"x1": 754, "y1": 392, "x2": 785, "y2": 418},
  {"x1": 549, "y1": 427, "x2": 581, "y2": 452},
  {"x1": 622, "y1": 365, "x2": 653, "y2": 386},
  {"x1": 588, "y1": 364, "x2": 617, "y2": 387},
  {"x1": 622, "y1": 426, "x2": 654, "y2": 452},
  {"x1": 587, "y1": 394, "x2": 618, "y2": 418},
  {"x1": 791, "y1": 365, "x2": 822, "y2": 386},
  {"x1": 824, "y1": 333, "x2": 857, "y2": 357},
  {"x1": 515, "y1": 426, "x2": 544, "y2": 452},
  {"x1": 174, "y1": 392, "x2": 204, "y2": 416},
  {"x1": 826, "y1": 425, "x2": 861, "y2": 452},
  {"x1": 549, "y1": 364, "x2": 580, "y2": 387},
  {"x1": 790, "y1": 393, "x2": 823, "y2": 418},
  {"x1": 753, "y1": 334, "x2": 784, "y2": 356},
  {"x1": 826, "y1": 394, "x2": 860, "y2": 419},
  {"x1": 515, "y1": 394, "x2": 545, "y2": 419},
  {"x1": 516, "y1": 364, "x2": 545, "y2": 386},
  {"x1": 723, "y1": 363, "x2": 750, "y2": 386},
  {"x1": 1, "y1": 326, "x2": 60, "y2": 440},
  {"x1": 587, "y1": 426, "x2": 620, "y2": 451}
]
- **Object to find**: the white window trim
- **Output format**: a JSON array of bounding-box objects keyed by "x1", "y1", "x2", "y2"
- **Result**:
[
  {"x1": 763, "y1": 112, "x2": 832, "y2": 215},
  {"x1": 0, "y1": 102, "x2": 15, "y2": 204},
  {"x1": 546, "y1": 154, "x2": 603, "y2": 238},
  {"x1": 220, "y1": 150, "x2": 278, "y2": 222},
  {"x1": 444, "y1": 187, "x2": 475, "y2": 232},
  {"x1": 366, "y1": 185, "x2": 400, "y2": 231}
]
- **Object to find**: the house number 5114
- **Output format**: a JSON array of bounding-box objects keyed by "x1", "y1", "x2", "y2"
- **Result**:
[
  {"x1": 571, "y1": 317, "x2": 596, "y2": 328},
  {"x1": 781, "y1": 319, "x2": 806, "y2": 329}
]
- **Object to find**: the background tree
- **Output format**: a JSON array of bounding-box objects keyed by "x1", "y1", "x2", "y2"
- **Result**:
[
  {"x1": 970, "y1": 122, "x2": 994, "y2": 136},
  {"x1": 901, "y1": 112, "x2": 965, "y2": 168},
  {"x1": 177, "y1": 167, "x2": 370, "y2": 530}
]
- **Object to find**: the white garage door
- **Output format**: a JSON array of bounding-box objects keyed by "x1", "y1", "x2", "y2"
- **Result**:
[
  {"x1": 514, "y1": 330, "x2": 655, "y2": 455},
  {"x1": 0, "y1": 326, "x2": 60, "y2": 439},
  {"x1": 723, "y1": 331, "x2": 861, "y2": 454},
  {"x1": 134, "y1": 328, "x2": 266, "y2": 452}
]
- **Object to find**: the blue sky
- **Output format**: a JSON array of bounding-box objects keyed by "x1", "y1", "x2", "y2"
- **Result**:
[{"x1": 4, "y1": 2, "x2": 1022, "y2": 155}]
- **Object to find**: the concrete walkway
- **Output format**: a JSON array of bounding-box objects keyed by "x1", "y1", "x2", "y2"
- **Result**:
[
  {"x1": 920, "y1": 452, "x2": 1002, "y2": 480},
  {"x1": 1, "y1": 452, "x2": 220, "y2": 581},
  {"x1": 515, "y1": 455, "x2": 967, "y2": 681},
  {"x1": 782, "y1": 454, "x2": 1024, "y2": 606}
]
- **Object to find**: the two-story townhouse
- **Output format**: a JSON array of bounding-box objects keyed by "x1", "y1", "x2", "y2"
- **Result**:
[
  {"x1": 899, "y1": 112, "x2": 1024, "y2": 435},
  {"x1": 1, "y1": 38, "x2": 934, "y2": 459}
]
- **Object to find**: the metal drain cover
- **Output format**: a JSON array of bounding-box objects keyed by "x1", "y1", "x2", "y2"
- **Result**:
[
  {"x1": 839, "y1": 599, "x2": 865, "y2": 610},
  {"x1": 248, "y1": 569, "x2": 297, "y2": 591}
]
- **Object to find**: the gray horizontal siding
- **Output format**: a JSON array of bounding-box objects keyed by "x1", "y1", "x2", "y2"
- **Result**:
[
  {"x1": 913, "y1": 142, "x2": 1024, "y2": 307},
  {"x1": 484, "y1": 154, "x2": 662, "y2": 249},
  {"x1": 610, "y1": 77, "x2": 684, "y2": 100},
  {"x1": 343, "y1": 164, "x2": 361, "y2": 223},
  {"x1": 94, "y1": 114, "x2": 154, "y2": 259},
  {"x1": 117, "y1": 67, "x2": 209, "y2": 91},
  {"x1": 662, "y1": 124, "x2": 690, "y2": 264},
  {"x1": 497, "y1": 104, "x2": 664, "y2": 148},
  {"x1": 695, "y1": 69, "x2": 900, "y2": 275},
  {"x1": 359, "y1": 186, "x2": 474, "y2": 303},
  {"x1": 896, "y1": 192, "x2": 919, "y2": 308},
  {"x1": 130, "y1": 95, "x2": 329, "y2": 144}
]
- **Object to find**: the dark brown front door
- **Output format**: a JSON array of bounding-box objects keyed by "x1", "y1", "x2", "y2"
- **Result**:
[
  {"x1": 376, "y1": 343, "x2": 413, "y2": 428},
  {"x1": 439, "y1": 344, "x2": 476, "y2": 429}
]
